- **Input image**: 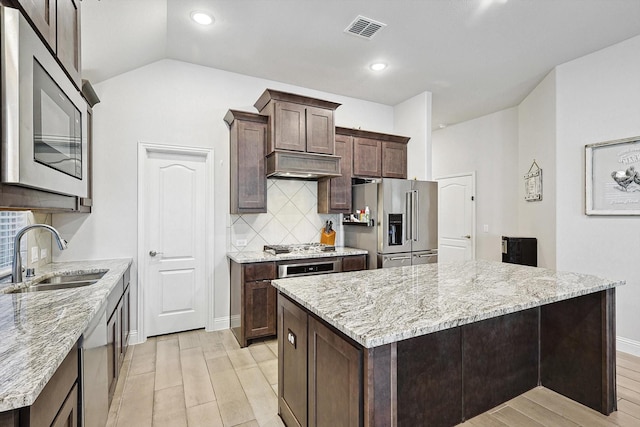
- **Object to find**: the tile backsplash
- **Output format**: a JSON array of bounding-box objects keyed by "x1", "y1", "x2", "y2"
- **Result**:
[{"x1": 228, "y1": 179, "x2": 341, "y2": 252}]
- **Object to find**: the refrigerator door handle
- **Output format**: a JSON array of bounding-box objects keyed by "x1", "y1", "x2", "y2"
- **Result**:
[
  {"x1": 413, "y1": 190, "x2": 419, "y2": 242},
  {"x1": 389, "y1": 256, "x2": 411, "y2": 261},
  {"x1": 405, "y1": 191, "x2": 412, "y2": 242}
]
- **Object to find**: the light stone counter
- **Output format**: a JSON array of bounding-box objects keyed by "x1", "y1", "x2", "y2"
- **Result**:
[
  {"x1": 272, "y1": 259, "x2": 623, "y2": 348},
  {"x1": 0, "y1": 258, "x2": 132, "y2": 412},
  {"x1": 227, "y1": 247, "x2": 367, "y2": 263}
]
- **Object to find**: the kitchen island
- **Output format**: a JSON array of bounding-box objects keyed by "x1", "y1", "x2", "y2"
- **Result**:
[{"x1": 272, "y1": 260, "x2": 623, "y2": 427}]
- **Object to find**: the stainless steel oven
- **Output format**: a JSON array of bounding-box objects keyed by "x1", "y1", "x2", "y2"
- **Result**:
[{"x1": 1, "y1": 5, "x2": 88, "y2": 197}]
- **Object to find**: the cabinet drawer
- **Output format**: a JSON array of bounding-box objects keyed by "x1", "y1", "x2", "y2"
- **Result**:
[{"x1": 244, "y1": 262, "x2": 276, "y2": 282}]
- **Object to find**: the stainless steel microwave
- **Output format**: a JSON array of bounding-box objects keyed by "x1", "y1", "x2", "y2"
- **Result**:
[{"x1": 0, "y1": 5, "x2": 88, "y2": 197}]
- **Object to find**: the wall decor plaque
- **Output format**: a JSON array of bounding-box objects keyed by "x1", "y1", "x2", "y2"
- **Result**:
[
  {"x1": 524, "y1": 160, "x2": 542, "y2": 201},
  {"x1": 586, "y1": 136, "x2": 640, "y2": 215}
]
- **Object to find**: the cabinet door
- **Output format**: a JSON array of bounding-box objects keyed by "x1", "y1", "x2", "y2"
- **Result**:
[
  {"x1": 274, "y1": 101, "x2": 306, "y2": 151},
  {"x1": 342, "y1": 255, "x2": 366, "y2": 272},
  {"x1": 308, "y1": 317, "x2": 362, "y2": 427},
  {"x1": 329, "y1": 134, "x2": 352, "y2": 212},
  {"x1": 306, "y1": 107, "x2": 334, "y2": 154},
  {"x1": 353, "y1": 137, "x2": 382, "y2": 178},
  {"x1": 230, "y1": 117, "x2": 267, "y2": 213},
  {"x1": 382, "y1": 141, "x2": 407, "y2": 179},
  {"x1": 122, "y1": 285, "x2": 131, "y2": 354},
  {"x1": 245, "y1": 280, "x2": 277, "y2": 339},
  {"x1": 278, "y1": 294, "x2": 308, "y2": 427},
  {"x1": 51, "y1": 383, "x2": 78, "y2": 427},
  {"x1": 56, "y1": 0, "x2": 81, "y2": 87},
  {"x1": 106, "y1": 310, "x2": 119, "y2": 404},
  {"x1": 16, "y1": 0, "x2": 56, "y2": 49}
]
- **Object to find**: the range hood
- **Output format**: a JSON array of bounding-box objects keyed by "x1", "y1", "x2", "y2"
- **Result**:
[{"x1": 266, "y1": 150, "x2": 341, "y2": 179}]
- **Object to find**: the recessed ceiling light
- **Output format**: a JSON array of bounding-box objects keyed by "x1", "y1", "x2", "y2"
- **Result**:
[
  {"x1": 191, "y1": 11, "x2": 213, "y2": 26},
  {"x1": 370, "y1": 62, "x2": 387, "y2": 71}
]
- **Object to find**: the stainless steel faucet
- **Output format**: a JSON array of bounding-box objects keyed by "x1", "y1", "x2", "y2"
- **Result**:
[{"x1": 12, "y1": 224, "x2": 68, "y2": 283}]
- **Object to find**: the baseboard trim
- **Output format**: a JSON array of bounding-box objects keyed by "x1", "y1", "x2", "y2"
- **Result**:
[
  {"x1": 129, "y1": 329, "x2": 143, "y2": 346},
  {"x1": 207, "y1": 316, "x2": 230, "y2": 332},
  {"x1": 617, "y1": 336, "x2": 640, "y2": 357}
]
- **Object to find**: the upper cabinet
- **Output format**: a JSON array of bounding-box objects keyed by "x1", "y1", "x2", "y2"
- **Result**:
[
  {"x1": 318, "y1": 132, "x2": 353, "y2": 213},
  {"x1": 353, "y1": 137, "x2": 382, "y2": 178},
  {"x1": 225, "y1": 110, "x2": 268, "y2": 214},
  {"x1": 344, "y1": 128, "x2": 409, "y2": 179},
  {"x1": 13, "y1": 0, "x2": 82, "y2": 88},
  {"x1": 254, "y1": 89, "x2": 341, "y2": 155}
]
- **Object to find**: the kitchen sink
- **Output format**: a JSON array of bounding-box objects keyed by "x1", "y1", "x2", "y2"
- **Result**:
[
  {"x1": 9, "y1": 271, "x2": 107, "y2": 293},
  {"x1": 37, "y1": 271, "x2": 106, "y2": 284}
]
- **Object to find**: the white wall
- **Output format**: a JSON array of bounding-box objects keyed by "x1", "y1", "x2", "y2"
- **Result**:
[
  {"x1": 518, "y1": 71, "x2": 557, "y2": 269},
  {"x1": 394, "y1": 92, "x2": 432, "y2": 180},
  {"x1": 432, "y1": 108, "x2": 519, "y2": 261},
  {"x1": 52, "y1": 59, "x2": 395, "y2": 340},
  {"x1": 554, "y1": 35, "x2": 640, "y2": 353}
]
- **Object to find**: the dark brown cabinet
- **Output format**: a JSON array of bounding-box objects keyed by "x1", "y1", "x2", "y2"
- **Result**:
[
  {"x1": 353, "y1": 137, "x2": 382, "y2": 178},
  {"x1": 254, "y1": 89, "x2": 340, "y2": 155},
  {"x1": 342, "y1": 254, "x2": 366, "y2": 272},
  {"x1": 225, "y1": 110, "x2": 268, "y2": 214},
  {"x1": 317, "y1": 133, "x2": 353, "y2": 213},
  {"x1": 382, "y1": 141, "x2": 408, "y2": 179},
  {"x1": 13, "y1": 0, "x2": 81, "y2": 88},
  {"x1": 231, "y1": 256, "x2": 366, "y2": 348},
  {"x1": 308, "y1": 316, "x2": 362, "y2": 427},
  {"x1": 277, "y1": 294, "x2": 362, "y2": 427},
  {"x1": 230, "y1": 261, "x2": 277, "y2": 347},
  {"x1": 106, "y1": 267, "x2": 131, "y2": 404},
  {"x1": 55, "y1": 0, "x2": 81, "y2": 88},
  {"x1": 278, "y1": 294, "x2": 309, "y2": 427},
  {"x1": 345, "y1": 128, "x2": 409, "y2": 179},
  {"x1": 6, "y1": 344, "x2": 80, "y2": 427}
]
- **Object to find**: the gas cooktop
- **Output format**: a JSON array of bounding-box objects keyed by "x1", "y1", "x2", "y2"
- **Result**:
[{"x1": 263, "y1": 243, "x2": 336, "y2": 255}]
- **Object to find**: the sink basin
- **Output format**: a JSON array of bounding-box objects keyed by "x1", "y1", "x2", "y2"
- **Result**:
[
  {"x1": 37, "y1": 271, "x2": 106, "y2": 285},
  {"x1": 9, "y1": 271, "x2": 107, "y2": 293}
]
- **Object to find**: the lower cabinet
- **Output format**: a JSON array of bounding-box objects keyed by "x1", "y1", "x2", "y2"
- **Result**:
[
  {"x1": 278, "y1": 294, "x2": 362, "y2": 427},
  {"x1": 4, "y1": 344, "x2": 80, "y2": 427},
  {"x1": 230, "y1": 261, "x2": 277, "y2": 348},
  {"x1": 107, "y1": 267, "x2": 131, "y2": 404},
  {"x1": 231, "y1": 256, "x2": 367, "y2": 348}
]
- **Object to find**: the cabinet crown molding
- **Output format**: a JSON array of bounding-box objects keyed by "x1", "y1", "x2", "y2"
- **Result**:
[
  {"x1": 254, "y1": 88, "x2": 341, "y2": 112},
  {"x1": 336, "y1": 126, "x2": 410, "y2": 144},
  {"x1": 223, "y1": 109, "x2": 268, "y2": 127}
]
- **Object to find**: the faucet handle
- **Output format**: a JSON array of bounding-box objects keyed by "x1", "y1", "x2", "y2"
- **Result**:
[{"x1": 25, "y1": 268, "x2": 35, "y2": 278}]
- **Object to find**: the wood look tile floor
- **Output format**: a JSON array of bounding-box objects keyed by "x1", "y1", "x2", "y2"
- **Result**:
[{"x1": 107, "y1": 329, "x2": 640, "y2": 427}]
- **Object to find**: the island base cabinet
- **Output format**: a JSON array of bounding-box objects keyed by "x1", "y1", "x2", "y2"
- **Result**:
[
  {"x1": 308, "y1": 317, "x2": 362, "y2": 427},
  {"x1": 278, "y1": 294, "x2": 308, "y2": 427}
]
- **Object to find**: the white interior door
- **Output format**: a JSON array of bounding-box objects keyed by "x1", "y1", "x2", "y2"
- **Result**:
[
  {"x1": 140, "y1": 143, "x2": 212, "y2": 337},
  {"x1": 437, "y1": 173, "x2": 475, "y2": 262}
]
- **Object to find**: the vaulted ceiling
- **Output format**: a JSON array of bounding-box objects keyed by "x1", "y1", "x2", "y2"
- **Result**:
[{"x1": 81, "y1": 0, "x2": 640, "y2": 128}]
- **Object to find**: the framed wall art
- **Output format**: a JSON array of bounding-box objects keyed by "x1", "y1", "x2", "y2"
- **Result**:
[
  {"x1": 524, "y1": 160, "x2": 542, "y2": 201},
  {"x1": 586, "y1": 136, "x2": 640, "y2": 215}
]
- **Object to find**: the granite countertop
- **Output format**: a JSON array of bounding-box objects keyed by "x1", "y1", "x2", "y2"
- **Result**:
[
  {"x1": 0, "y1": 258, "x2": 132, "y2": 412},
  {"x1": 272, "y1": 259, "x2": 624, "y2": 349},
  {"x1": 227, "y1": 247, "x2": 368, "y2": 263}
]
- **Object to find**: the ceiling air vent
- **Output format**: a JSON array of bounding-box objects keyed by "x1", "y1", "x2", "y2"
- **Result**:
[{"x1": 344, "y1": 15, "x2": 386, "y2": 40}]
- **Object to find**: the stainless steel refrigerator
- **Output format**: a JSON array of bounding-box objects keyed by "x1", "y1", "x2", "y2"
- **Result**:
[{"x1": 344, "y1": 179, "x2": 438, "y2": 269}]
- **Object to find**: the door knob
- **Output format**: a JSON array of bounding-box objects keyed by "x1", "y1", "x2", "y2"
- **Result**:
[
  {"x1": 462, "y1": 235, "x2": 471, "y2": 239},
  {"x1": 149, "y1": 250, "x2": 163, "y2": 257}
]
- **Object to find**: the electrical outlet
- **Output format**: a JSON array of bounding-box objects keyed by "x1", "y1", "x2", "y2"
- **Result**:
[
  {"x1": 483, "y1": 224, "x2": 489, "y2": 233},
  {"x1": 41, "y1": 248, "x2": 48, "y2": 260},
  {"x1": 31, "y1": 247, "x2": 39, "y2": 262},
  {"x1": 236, "y1": 239, "x2": 247, "y2": 247}
]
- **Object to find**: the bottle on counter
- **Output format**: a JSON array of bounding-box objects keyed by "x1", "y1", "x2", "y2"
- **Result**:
[{"x1": 364, "y1": 206, "x2": 370, "y2": 223}]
